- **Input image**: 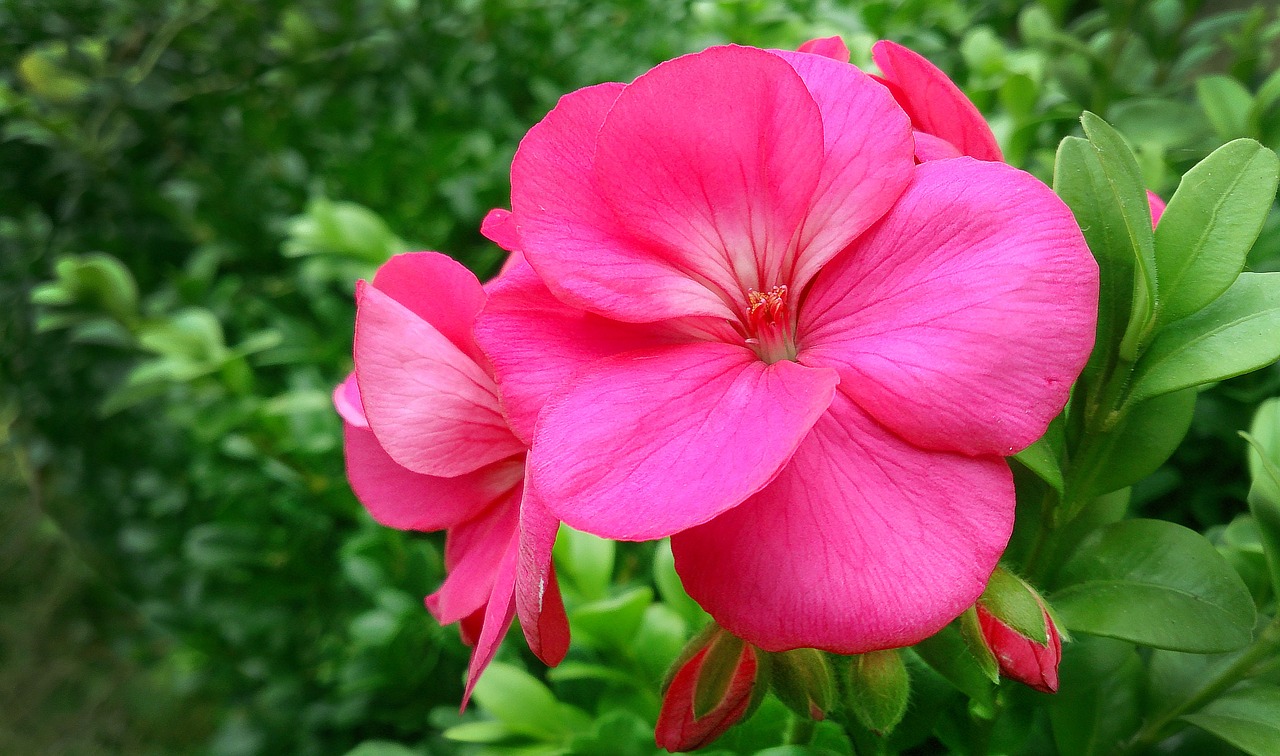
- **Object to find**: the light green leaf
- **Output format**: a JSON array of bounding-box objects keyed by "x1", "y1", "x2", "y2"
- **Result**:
[
  {"x1": 441, "y1": 721, "x2": 515, "y2": 744},
  {"x1": 1154, "y1": 139, "x2": 1279, "y2": 323},
  {"x1": 1128, "y1": 273, "x2": 1280, "y2": 405},
  {"x1": 1197, "y1": 75, "x2": 1255, "y2": 141},
  {"x1": 1014, "y1": 419, "x2": 1065, "y2": 495},
  {"x1": 979, "y1": 568, "x2": 1048, "y2": 644},
  {"x1": 1051, "y1": 519, "x2": 1256, "y2": 652},
  {"x1": 569, "y1": 586, "x2": 652, "y2": 650},
  {"x1": 553, "y1": 525, "x2": 614, "y2": 600},
  {"x1": 1183, "y1": 684, "x2": 1280, "y2": 756},
  {"x1": 653, "y1": 538, "x2": 710, "y2": 628},
  {"x1": 469, "y1": 663, "x2": 573, "y2": 742},
  {"x1": 1242, "y1": 401, "x2": 1280, "y2": 592}
]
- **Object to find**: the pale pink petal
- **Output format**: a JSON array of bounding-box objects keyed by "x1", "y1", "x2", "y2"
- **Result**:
[
  {"x1": 354, "y1": 282, "x2": 524, "y2": 476},
  {"x1": 1147, "y1": 190, "x2": 1166, "y2": 227},
  {"x1": 799, "y1": 158, "x2": 1097, "y2": 456},
  {"x1": 343, "y1": 422, "x2": 521, "y2": 531},
  {"x1": 796, "y1": 36, "x2": 850, "y2": 62},
  {"x1": 370, "y1": 252, "x2": 489, "y2": 365},
  {"x1": 529, "y1": 342, "x2": 839, "y2": 541},
  {"x1": 515, "y1": 487, "x2": 570, "y2": 666},
  {"x1": 593, "y1": 45, "x2": 824, "y2": 302},
  {"x1": 474, "y1": 261, "x2": 679, "y2": 443},
  {"x1": 672, "y1": 392, "x2": 1014, "y2": 653},
  {"x1": 769, "y1": 50, "x2": 915, "y2": 290},
  {"x1": 512, "y1": 83, "x2": 731, "y2": 322},
  {"x1": 333, "y1": 373, "x2": 368, "y2": 428},
  {"x1": 461, "y1": 530, "x2": 520, "y2": 708},
  {"x1": 872, "y1": 40, "x2": 1002, "y2": 162},
  {"x1": 426, "y1": 491, "x2": 520, "y2": 624}
]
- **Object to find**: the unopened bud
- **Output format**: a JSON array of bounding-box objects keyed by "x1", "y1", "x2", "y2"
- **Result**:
[
  {"x1": 767, "y1": 648, "x2": 833, "y2": 721},
  {"x1": 974, "y1": 567, "x2": 1062, "y2": 693},
  {"x1": 655, "y1": 626, "x2": 762, "y2": 752},
  {"x1": 845, "y1": 648, "x2": 910, "y2": 735}
]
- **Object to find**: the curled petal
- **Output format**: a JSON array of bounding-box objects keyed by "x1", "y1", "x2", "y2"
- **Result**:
[
  {"x1": 800, "y1": 158, "x2": 1097, "y2": 456},
  {"x1": 672, "y1": 392, "x2": 1014, "y2": 653},
  {"x1": 426, "y1": 490, "x2": 520, "y2": 625},
  {"x1": 796, "y1": 36, "x2": 850, "y2": 62},
  {"x1": 461, "y1": 529, "x2": 520, "y2": 708},
  {"x1": 370, "y1": 252, "x2": 490, "y2": 365},
  {"x1": 515, "y1": 486, "x2": 570, "y2": 666},
  {"x1": 872, "y1": 40, "x2": 1002, "y2": 162},
  {"x1": 529, "y1": 342, "x2": 839, "y2": 541}
]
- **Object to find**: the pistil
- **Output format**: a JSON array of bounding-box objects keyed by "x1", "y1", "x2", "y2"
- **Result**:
[{"x1": 746, "y1": 285, "x2": 798, "y2": 364}]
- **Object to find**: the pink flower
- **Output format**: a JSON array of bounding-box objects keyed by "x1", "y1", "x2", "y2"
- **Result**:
[
  {"x1": 976, "y1": 602, "x2": 1063, "y2": 693},
  {"x1": 338, "y1": 251, "x2": 569, "y2": 702},
  {"x1": 476, "y1": 43, "x2": 1098, "y2": 654}
]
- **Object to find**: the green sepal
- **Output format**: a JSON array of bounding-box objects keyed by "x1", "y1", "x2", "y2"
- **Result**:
[
  {"x1": 978, "y1": 566, "x2": 1049, "y2": 645},
  {"x1": 958, "y1": 606, "x2": 1000, "y2": 684},
  {"x1": 765, "y1": 648, "x2": 833, "y2": 721},
  {"x1": 845, "y1": 649, "x2": 911, "y2": 735},
  {"x1": 693, "y1": 631, "x2": 747, "y2": 719}
]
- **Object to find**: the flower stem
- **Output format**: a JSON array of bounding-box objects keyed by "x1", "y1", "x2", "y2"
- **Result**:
[{"x1": 1120, "y1": 615, "x2": 1280, "y2": 754}]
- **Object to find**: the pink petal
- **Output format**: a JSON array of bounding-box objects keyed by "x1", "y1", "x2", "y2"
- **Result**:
[
  {"x1": 343, "y1": 422, "x2": 522, "y2": 531},
  {"x1": 672, "y1": 391, "x2": 1014, "y2": 653},
  {"x1": 461, "y1": 529, "x2": 520, "y2": 708},
  {"x1": 512, "y1": 83, "x2": 730, "y2": 323},
  {"x1": 370, "y1": 252, "x2": 489, "y2": 365},
  {"x1": 1147, "y1": 190, "x2": 1166, "y2": 227},
  {"x1": 796, "y1": 36, "x2": 850, "y2": 62},
  {"x1": 799, "y1": 158, "x2": 1097, "y2": 456},
  {"x1": 529, "y1": 342, "x2": 839, "y2": 541},
  {"x1": 426, "y1": 490, "x2": 520, "y2": 625},
  {"x1": 474, "y1": 260, "x2": 678, "y2": 443},
  {"x1": 333, "y1": 373, "x2": 368, "y2": 428},
  {"x1": 872, "y1": 40, "x2": 1002, "y2": 162},
  {"x1": 354, "y1": 282, "x2": 524, "y2": 476},
  {"x1": 912, "y1": 131, "x2": 964, "y2": 162},
  {"x1": 481, "y1": 208, "x2": 522, "y2": 254},
  {"x1": 769, "y1": 49, "x2": 915, "y2": 290},
  {"x1": 593, "y1": 45, "x2": 824, "y2": 301},
  {"x1": 515, "y1": 487, "x2": 570, "y2": 666}
]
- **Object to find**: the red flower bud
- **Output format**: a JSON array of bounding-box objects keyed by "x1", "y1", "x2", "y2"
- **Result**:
[
  {"x1": 655, "y1": 628, "x2": 760, "y2": 752},
  {"x1": 975, "y1": 602, "x2": 1062, "y2": 693}
]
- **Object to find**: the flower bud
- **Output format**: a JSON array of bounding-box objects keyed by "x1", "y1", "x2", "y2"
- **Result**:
[
  {"x1": 845, "y1": 648, "x2": 910, "y2": 735},
  {"x1": 974, "y1": 567, "x2": 1062, "y2": 693},
  {"x1": 766, "y1": 648, "x2": 833, "y2": 721},
  {"x1": 655, "y1": 626, "x2": 762, "y2": 752}
]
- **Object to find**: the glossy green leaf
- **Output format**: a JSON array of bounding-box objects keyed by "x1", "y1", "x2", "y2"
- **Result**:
[
  {"x1": 1049, "y1": 637, "x2": 1143, "y2": 756},
  {"x1": 1068, "y1": 388, "x2": 1196, "y2": 501},
  {"x1": 441, "y1": 721, "x2": 516, "y2": 744},
  {"x1": 911, "y1": 623, "x2": 995, "y2": 710},
  {"x1": 1128, "y1": 273, "x2": 1280, "y2": 405},
  {"x1": 1014, "y1": 419, "x2": 1065, "y2": 495},
  {"x1": 1197, "y1": 75, "x2": 1255, "y2": 141},
  {"x1": 1080, "y1": 112, "x2": 1160, "y2": 358},
  {"x1": 553, "y1": 525, "x2": 615, "y2": 600},
  {"x1": 1243, "y1": 400, "x2": 1280, "y2": 592},
  {"x1": 1052, "y1": 519, "x2": 1256, "y2": 651},
  {"x1": 570, "y1": 586, "x2": 652, "y2": 650},
  {"x1": 1154, "y1": 139, "x2": 1279, "y2": 323},
  {"x1": 469, "y1": 662, "x2": 574, "y2": 741},
  {"x1": 1183, "y1": 684, "x2": 1280, "y2": 756},
  {"x1": 653, "y1": 538, "x2": 709, "y2": 628}
]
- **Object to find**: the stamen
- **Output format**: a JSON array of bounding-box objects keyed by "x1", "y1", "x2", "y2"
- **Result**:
[{"x1": 745, "y1": 286, "x2": 797, "y2": 363}]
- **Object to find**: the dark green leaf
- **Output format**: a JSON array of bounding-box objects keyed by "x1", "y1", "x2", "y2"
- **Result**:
[
  {"x1": 1068, "y1": 389, "x2": 1196, "y2": 501},
  {"x1": 911, "y1": 623, "x2": 995, "y2": 710},
  {"x1": 1052, "y1": 519, "x2": 1256, "y2": 651},
  {"x1": 1183, "y1": 684, "x2": 1280, "y2": 756},
  {"x1": 1049, "y1": 637, "x2": 1143, "y2": 755}
]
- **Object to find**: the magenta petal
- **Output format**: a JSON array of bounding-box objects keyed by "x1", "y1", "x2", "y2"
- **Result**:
[
  {"x1": 1147, "y1": 190, "x2": 1166, "y2": 227},
  {"x1": 461, "y1": 529, "x2": 520, "y2": 708},
  {"x1": 515, "y1": 487, "x2": 570, "y2": 666},
  {"x1": 343, "y1": 422, "x2": 521, "y2": 531},
  {"x1": 371, "y1": 252, "x2": 489, "y2": 365},
  {"x1": 672, "y1": 392, "x2": 1014, "y2": 653},
  {"x1": 481, "y1": 208, "x2": 522, "y2": 254},
  {"x1": 354, "y1": 283, "x2": 524, "y2": 476},
  {"x1": 872, "y1": 40, "x2": 1002, "y2": 162},
  {"x1": 333, "y1": 373, "x2": 368, "y2": 428},
  {"x1": 912, "y1": 131, "x2": 964, "y2": 162},
  {"x1": 800, "y1": 158, "x2": 1097, "y2": 456},
  {"x1": 512, "y1": 83, "x2": 729, "y2": 322},
  {"x1": 530, "y1": 342, "x2": 839, "y2": 541},
  {"x1": 593, "y1": 45, "x2": 824, "y2": 297},
  {"x1": 796, "y1": 36, "x2": 850, "y2": 62},
  {"x1": 475, "y1": 261, "x2": 675, "y2": 443},
  {"x1": 769, "y1": 49, "x2": 915, "y2": 290},
  {"x1": 427, "y1": 491, "x2": 521, "y2": 625}
]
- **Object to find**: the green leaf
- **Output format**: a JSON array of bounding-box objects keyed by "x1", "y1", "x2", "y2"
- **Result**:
[
  {"x1": 1068, "y1": 389, "x2": 1196, "y2": 501},
  {"x1": 570, "y1": 586, "x2": 652, "y2": 650},
  {"x1": 653, "y1": 538, "x2": 709, "y2": 628},
  {"x1": 1183, "y1": 684, "x2": 1280, "y2": 756},
  {"x1": 553, "y1": 525, "x2": 614, "y2": 600},
  {"x1": 630, "y1": 604, "x2": 688, "y2": 684},
  {"x1": 1154, "y1": 139, "x2": 1279, "y2": 323},
  {"x1": 441, "y1": 721, "x2": 515, "y2": 744},
  {"x1": 343, "y1": 741, "x2": 424, "y2": 756},
  {"x1": 911, "y1": 623, "x2": 995, "y2": 710},
  {"x1": 1014, "y1": 419, "x2": 1065, "y2": 495},
  {"x1": 1127, "y1": 273, "x2": 1280, "y2": 405},
  {"x1": 1242, "y1": 402, "x2": 1280, "y2": 592},
  {"x1": 1080, "y1": 112, "x2": 1160, "y2": 359},
  {"x1": 1048, "y1": 637, "x2": 1143, "y2": 756},
  {"x1": 469, "y1": 663, "x2": 574, "y2": 742},
  {"x1": 1197, "y1": 75, "x2": 1255, "y2": 141},
  {"x1": 1051, "y1": 519, "x2": 1256, "y2": 652}
]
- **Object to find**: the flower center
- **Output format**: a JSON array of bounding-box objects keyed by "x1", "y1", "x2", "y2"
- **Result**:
[{"x1": 745, "y1": 285, "x2": 797, "y2": 364}]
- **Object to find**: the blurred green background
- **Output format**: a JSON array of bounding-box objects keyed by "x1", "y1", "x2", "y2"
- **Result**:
[{"x1": 3, "y1": 0, "x2": 1279, "y2": 753}]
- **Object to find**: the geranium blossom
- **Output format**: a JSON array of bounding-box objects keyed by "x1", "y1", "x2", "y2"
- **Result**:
[
  {"x1": 339, "y1": 250, "x2": 568, "y2": 700},
  {"x1": 476, "y1": 42, "x2": 1098, "y2": 653}
]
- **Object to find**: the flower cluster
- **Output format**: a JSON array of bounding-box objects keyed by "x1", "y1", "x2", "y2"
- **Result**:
[{"x1": 336, "y1": 35, "x2": 1096, "y2": 734}]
